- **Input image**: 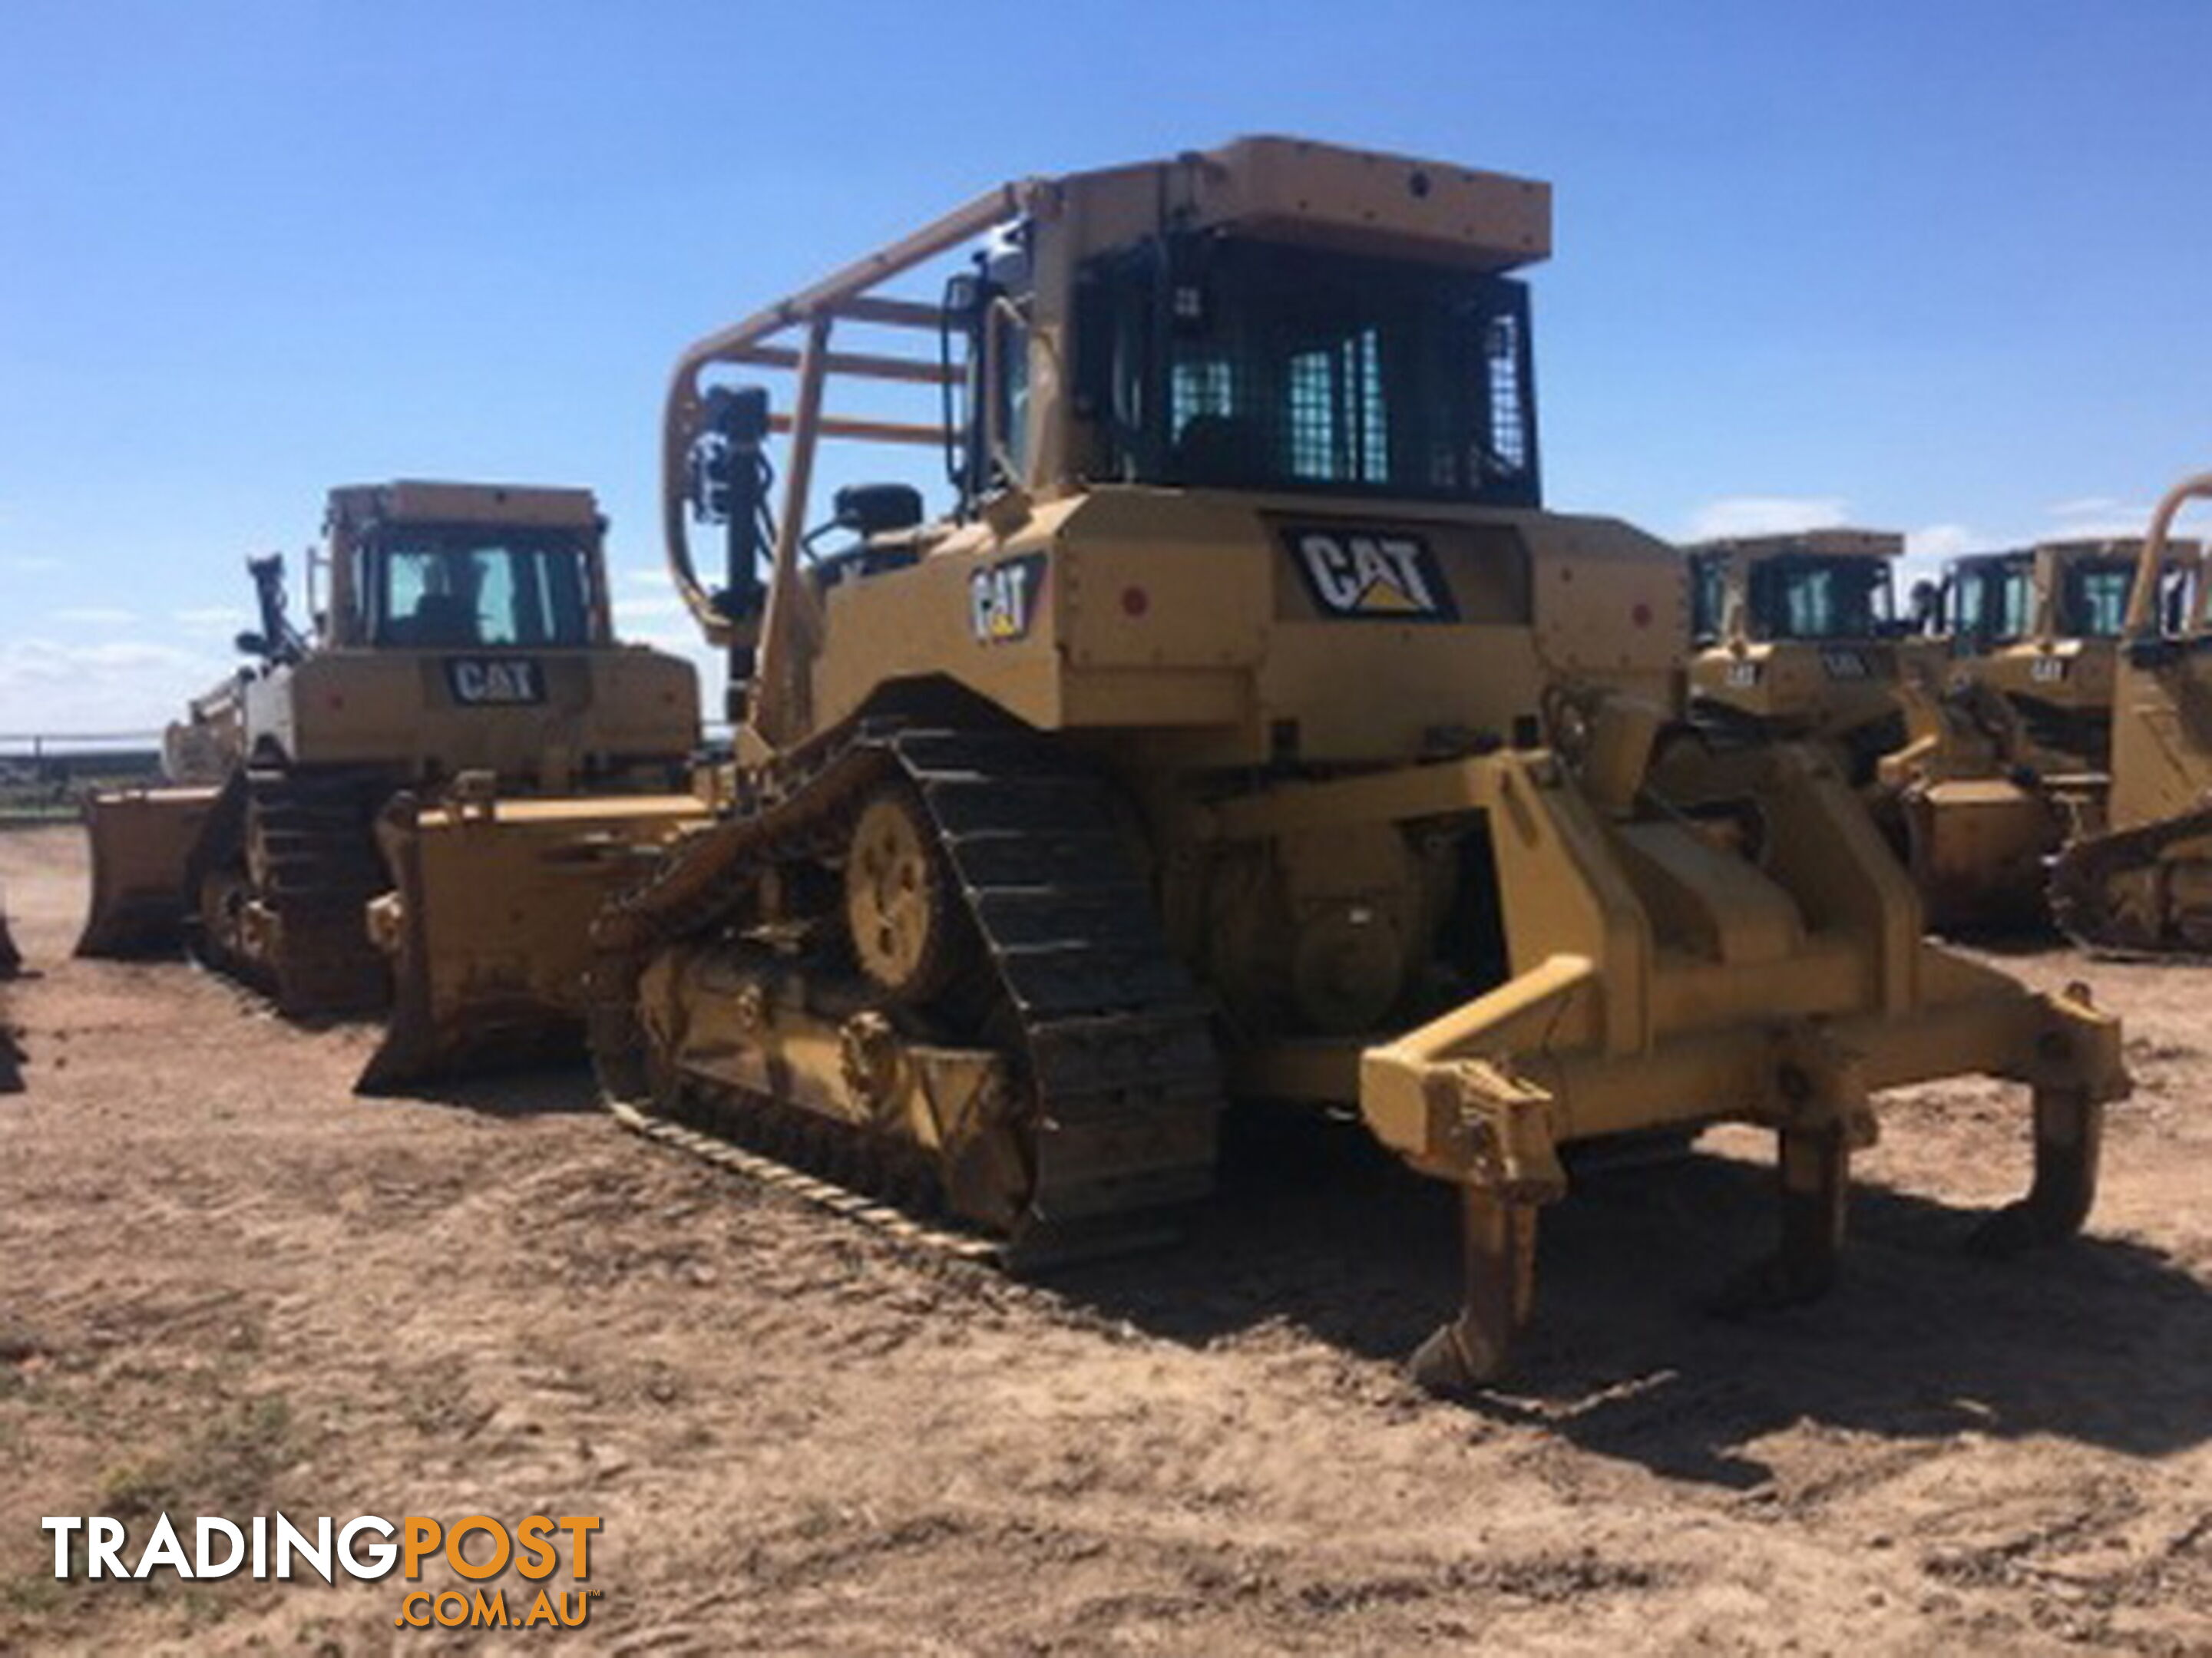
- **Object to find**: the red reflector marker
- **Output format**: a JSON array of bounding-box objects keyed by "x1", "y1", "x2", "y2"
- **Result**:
[{"x1": 1122, "y1": 586, "x2": 1149, "y2": 618}]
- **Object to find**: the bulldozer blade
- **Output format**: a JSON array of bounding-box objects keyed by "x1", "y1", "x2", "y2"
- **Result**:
[
  {"x1": 356, "y1": 791, "x2": 709, "y2": 1095},
  {"x1": 1900, "y1": 777, "x2": 2064, "y2": 933},
  {"x1": 1, "y1": 898, "x2": 21, "y2": 1089},
  {"x1": 75, "y1": 786, "x2": 223, "y2": 957}
]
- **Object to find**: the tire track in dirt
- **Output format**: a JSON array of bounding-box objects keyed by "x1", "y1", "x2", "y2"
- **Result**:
[{"x1": 5, "y1": 823, "x2": 2212, "y2": 1655}]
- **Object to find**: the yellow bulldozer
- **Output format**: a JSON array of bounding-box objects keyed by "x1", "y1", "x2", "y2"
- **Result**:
[
  {"x1": 445, "y1": 137, "x2": 2117, "y2": 1388},
  {"x1": 1683, "y1": 529, "x2": 1920, "y2": 790},
  {"x1": 1884, "y1": 534, "x2": 2194, "y2": 928},
  {"x1": 0, "y1": 892, "x2": 20, "y2": 1093},
  {"x1": 1938, "y1": 537, "x2": 2191, "y2": 773},
  {"x1": 77, "y1": 481, "x2": 703, "y2": 1056},
  {"x1": 2049, "y1": 475, "x2": 2212, "y2": 949}
]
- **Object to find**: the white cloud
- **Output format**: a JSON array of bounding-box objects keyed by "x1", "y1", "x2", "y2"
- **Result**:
[
  {"x1": 1904, "y1": 523, "x2": 1978, "y2": 562},
  {"x1": 2042, "y1": 497, "x2": 2151, "y2": 540},
  {"x1": 623, "y1": 565, "x2": 671, "y2": 586},
  {"x1": 620, "y1": 625, "x2": 714, "y2": 659},
  {"x1": 173, "y1": 605, "x2": 252, "y2": 637},
  {"x1": 49, "y1": 606, "x2": 139, "y2": 626},
  {"x1": 2046, "y1": 496, "x2": 2131, "y2": 520},
  {"x1": 1684, "y1": 495, "x2": 1850, "y2": 541},
  {"x1": 613, "y1": 593, "x2": 686, "y2": 626},
  {"x1": 1, "y1": 554, "x2": 60, "y2": 575},
  {"x1": 6, "y1": 639, "x2": 202, "y2": 673},
  {"x1": 0, "y1": 636, "x2": 231, "y2": 733},
  {"x1": 1895, "y1": 524, "x2": 1979, "y2": 596}
]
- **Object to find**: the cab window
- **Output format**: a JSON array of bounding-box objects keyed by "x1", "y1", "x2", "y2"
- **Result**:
[
  {"x1": 374, "y1": 530, "x2": 598, "y2": 648},
  {"x1": 1949, "y1": 559, "x2": 2033, "y2": 644},
  {"x1": 2061, "y1": 559, "x2": 2137, "y2": 639},
  {"x1": 1746, "y1": 557, "x2": 1893, "y2": 641},
  {"x1": 1078, "y1": 236, "x2": 1540, "y2": 506},
  {"x1": 1689, "y1": 554, "x2": 1727, "y2": 644}
]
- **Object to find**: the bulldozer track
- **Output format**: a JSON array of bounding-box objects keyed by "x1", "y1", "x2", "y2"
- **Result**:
[
  {"x1": 2049, "y1": 801, "x2": 2212, "y2": 957},
  {"x1": 607, "y1": 1099, "x2": 1004, "y2": 1262},
  {"x1": 192, "y1": 767, "x2": 392, "y2": 1016},
  {"x1": 591, "y1": 721, "x2": 1222, "y2": 1267}
]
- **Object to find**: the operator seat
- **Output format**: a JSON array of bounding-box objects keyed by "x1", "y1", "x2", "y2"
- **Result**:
[
  {"x1": 407, "y1": 593, "x2": 480, "y2": 647},
  {"x1": 1173, "y1": 414, "x2": 1259, "y2": 485}
]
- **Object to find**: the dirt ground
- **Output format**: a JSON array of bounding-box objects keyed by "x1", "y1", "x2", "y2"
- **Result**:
[{"x1": 2, "y1": 821, "x2": 2210, "y2": 1656}]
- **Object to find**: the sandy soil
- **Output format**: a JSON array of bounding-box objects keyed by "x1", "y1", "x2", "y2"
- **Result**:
[{"x1": 2, "y1": 820, "x2": 2209, "y2": 1655}]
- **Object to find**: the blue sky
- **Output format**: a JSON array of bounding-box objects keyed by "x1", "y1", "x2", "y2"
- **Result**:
[{"x1": 4, "y1": 0, "x2": 2209, "y2": 732}]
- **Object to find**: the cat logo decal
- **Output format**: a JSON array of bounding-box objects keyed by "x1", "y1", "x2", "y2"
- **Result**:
[
  {"x1": 1284, "y1": 528, "x2": 1457, "y2": 622},
  {"x1": 445, "y1": 657, "x2": 546, "y2": 705},
  {"x1": 970, "y1": 554, "x2": 1046, "y2": 643}
]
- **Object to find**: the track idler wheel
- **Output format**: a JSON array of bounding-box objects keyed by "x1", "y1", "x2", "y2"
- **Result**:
[
  {"x1": 1409, "y1": 1187, "x2": 1539, "y2": 1396},
  {"x1": 844, "y1": 787, "x2": 962, "y2": 1002}
]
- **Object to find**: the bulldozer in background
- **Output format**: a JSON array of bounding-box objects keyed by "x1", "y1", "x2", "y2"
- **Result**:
[
  {"x1": 1939, "y1": 537, "x2": 2196, "y2": 774},
  {"x1": 2048, "y1": 475, "x2": 2212, "y2": 950},
  {"x1": 1882, "y1": 534, "x2": 2196, "y2": 929},
  {"x1": 558, "y1": 136, "x2": 2128, "y2": 1389},
  {"x1": 76, "y1": 481, "x2": 703, "y2": 1052},
  {"x1": 74, "y1": 666, "x2": 252, "y2": 962},
  {"x1": 0, "y1": 892, "x2": 20, "y2": 1093},
  {"x1": 1681, "y1": 529, "x2": 1923, "y2": 791}
]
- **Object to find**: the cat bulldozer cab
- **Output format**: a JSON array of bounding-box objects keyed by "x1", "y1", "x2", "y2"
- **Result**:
[
  {"x1": 1883, "y1": 535, "x2": 2195, "y2": 929},
  {"x1": 557, "y1": 137, "x2": 2121, "y2": 1388},
  {"x1": 1684, "y1": 530, "x2": 1919, "y2": 788},
  {"x1": 2048, "y1": 476, "x2": 2212, "y2": 948},
  {"x1": 78, "y1": 482, "x2": 703, "y2": 1049},
  {"x1": 1943, "y1": 538, "x2": 2196, "y2": 775}
]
